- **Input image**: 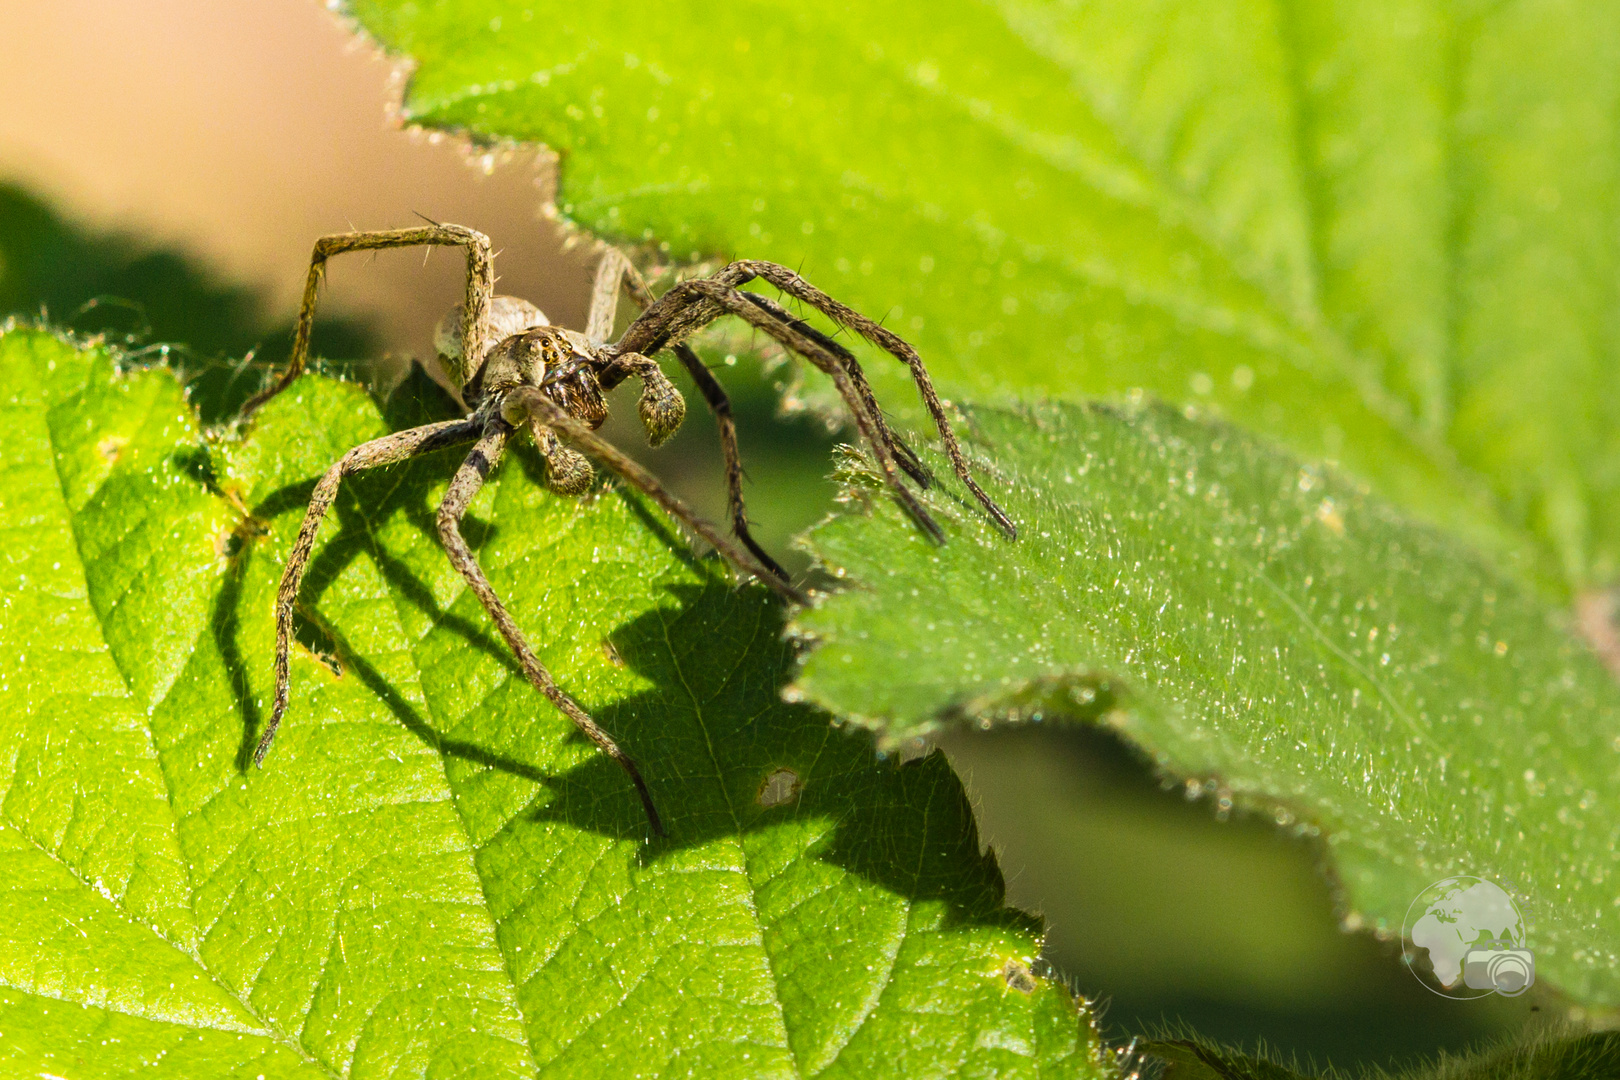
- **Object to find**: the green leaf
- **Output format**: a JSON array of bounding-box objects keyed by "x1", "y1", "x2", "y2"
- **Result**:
[
  {"x1": 791, "y1": 401, "x2": 1620, "y2": 1011},
  {"x1": 0, "y1": 328, "x2": 1105, "y2": 1078},
  {"x1": 339, "y1": 0, "x2": 1620, "y2": 589}
]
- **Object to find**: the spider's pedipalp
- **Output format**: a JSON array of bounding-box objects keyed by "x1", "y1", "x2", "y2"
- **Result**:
[
  {"x1": 534, "y1": 424, "x2": 595, "y2": 494},
  {"x1": 609, "y1": 351, "x2": 685, "y2": 447}
]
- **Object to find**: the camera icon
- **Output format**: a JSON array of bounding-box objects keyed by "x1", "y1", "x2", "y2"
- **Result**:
[{"x1": 1462, "y1": 937, "x2": 1534, "y2": 996}]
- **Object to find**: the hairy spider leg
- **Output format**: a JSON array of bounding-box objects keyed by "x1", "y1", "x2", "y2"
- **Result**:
[
  {"x1": 615, "y1": 267, "x2": 933, "y2": 497},
  {"x1": 243, "y1": 224, "x2": 496, "y2": 417},
  {"x1": 625, "y1": 278, "x2": 948, "y2": 542},
  {"x1": 260, "y1": 416, "x2": 483, "y2": 765},
  {"x1": 586, "y1": 248, "x2": 792, "y2": 584},
  {"x1": 584, "y1": 245, "x2": 636, "y2": 345},
  {"x1": 717, "y1": 261, "x2": 1016, "y2": 538},
  {"x1": 735, "y1": 290, "x2": 932, "y2": 486},
  {"x1": 500, "y1": 387, "x2": 807, "y2": 606},
  {"x1": 437, "y1": 422, "x2": 666, "y2": 837}
]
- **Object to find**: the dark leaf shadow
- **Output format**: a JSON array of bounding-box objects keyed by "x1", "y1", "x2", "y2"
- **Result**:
[
  {"x1": 214, "y1": 400, "x2": 1018, "y2": 930},
  {"x1": 214, "y1": 541, "x2": 261, "y2": 772},
  {"x1": 228, "y1": 445, "x2": 513, "y2": 765},
  {"x1": 321, "y1": 618, "x2": 556, "y2": 788},
  {"x1": 526, "y1": 580, "x2": 1033, "y2": 934}
]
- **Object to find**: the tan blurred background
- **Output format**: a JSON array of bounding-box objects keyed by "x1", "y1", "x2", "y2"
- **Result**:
[
  {"x1": 0, "y1": 0, "x2": 1539, "y2": 1068},
  {"x1": 0, "y1": 0, "x2": 596, "y2": 353}
]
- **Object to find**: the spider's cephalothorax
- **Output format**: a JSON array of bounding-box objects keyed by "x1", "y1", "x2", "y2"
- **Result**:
[
  {"x1": 242, "y1": 222, "x2": 1015, "y2": 837},
  {"x1": 435, "y1": 295, "x2": 686, "y2": 496}
]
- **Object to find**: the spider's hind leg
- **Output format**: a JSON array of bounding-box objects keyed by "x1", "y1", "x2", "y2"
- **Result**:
[{"x1": 531, "y1": 422, "x2": 595, "y2": 495}]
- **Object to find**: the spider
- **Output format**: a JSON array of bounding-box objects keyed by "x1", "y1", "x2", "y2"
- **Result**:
[{"x1": 246, "y1": 222, "x2": 1015, "y2": 835}]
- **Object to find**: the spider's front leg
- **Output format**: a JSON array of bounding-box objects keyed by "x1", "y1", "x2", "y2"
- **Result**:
[
  {"x1": 621, "y1": 279, "x2": 952, "y2": 542},
  {"x1": 436, "y1": 421, "x2": 666, "y2": 836},
  {"x1": 715, "y1": 261, "x2": 1016, "y2": 538},
  {"x1": 242, "y1": 223, "x2": 496, "y2": 417}
]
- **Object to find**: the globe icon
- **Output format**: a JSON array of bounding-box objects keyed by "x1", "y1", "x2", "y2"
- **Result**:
[{"x1": 1402, "y1": 876, "x2": 1529, "y2": 998}]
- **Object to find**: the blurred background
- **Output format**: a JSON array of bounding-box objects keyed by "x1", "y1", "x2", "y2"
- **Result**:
[{"x1": 0, "y1": 1, "x2": 1540, "y2": 1071}]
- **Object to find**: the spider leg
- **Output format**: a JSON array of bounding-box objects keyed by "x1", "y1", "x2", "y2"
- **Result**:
[
  {"x1": 616, "y1": 279, "x2": 931, "y2": 492},
  {"x1": 736, "y1": 290, "x2": 931, "y2": 486},
  {"x1": 260, "y1": 416, "x2": 483, "y2": 766},
  {"x1": 620, "y1": 279, "x2": 948, "y2": 543},
  {"x1": 584, "y1": 245, "x2": 637, "y2": 345},
  {"x1": 438, "y1": 422, "x2": 666, "y2": 837},
  {"x1": 717, "y1": 261, "x2": 1015, "y2": 538},
  {"x1": 502, "y1": 387, "x2": 808, "y2": 606},
  {"x1": 587, "y1": 249, "x2": 792, "y2": 585},
  {"x1": 664, "y1": 347, "x2": 791, "y2": 582},
  {"x1": 243, "y1": 224, "x2": 496, "y2": 417}
]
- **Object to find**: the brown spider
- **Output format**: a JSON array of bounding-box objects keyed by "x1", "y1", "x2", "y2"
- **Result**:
[{"x1": 246, "y1": 222, "x2": 1014, "y2": 835}]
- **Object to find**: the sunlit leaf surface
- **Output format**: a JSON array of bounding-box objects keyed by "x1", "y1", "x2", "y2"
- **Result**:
[
  {"x1": 793, "y1": 401, "x2": 1620, "y2": 1010},
  {"x1": 0, "y1": 329, "x2": 1104, "y2": 1078},
  {"x1": 344, "y1": 0, "x2": 1620, "y2": 589}
]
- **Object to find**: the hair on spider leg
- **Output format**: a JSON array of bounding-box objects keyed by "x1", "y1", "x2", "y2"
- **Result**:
[{"x1": 246, "y1": 224, "x2": 1015, "y2": 836}]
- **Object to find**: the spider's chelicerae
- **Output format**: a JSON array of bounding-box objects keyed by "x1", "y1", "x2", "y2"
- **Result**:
[{"x1": 248, "y1": 222, "x2": 1015, "y2": 835}]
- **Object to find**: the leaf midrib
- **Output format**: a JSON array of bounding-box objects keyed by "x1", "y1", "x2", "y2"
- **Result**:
[{"x1": 654, "y1": 595, "x2": 799, "y2": 1070}]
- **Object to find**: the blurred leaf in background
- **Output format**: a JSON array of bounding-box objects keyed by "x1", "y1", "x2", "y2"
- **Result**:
[
  {"x1": 940, "y1": 726, "x2": 1529, "y2": 1064},
  {"x1": 344, "y1": 0, "x2": 1620, "y2": 594},
  {"x1": 0, "y1": 181, "x2": 375, "y2": 421}
]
